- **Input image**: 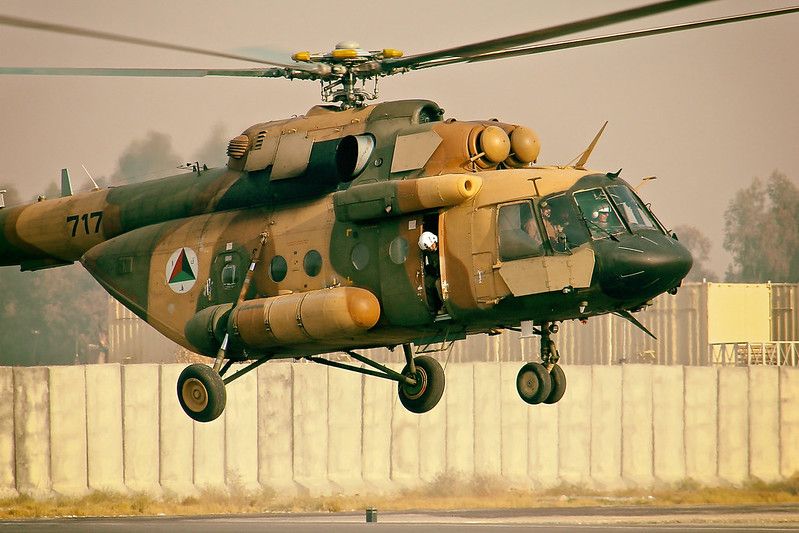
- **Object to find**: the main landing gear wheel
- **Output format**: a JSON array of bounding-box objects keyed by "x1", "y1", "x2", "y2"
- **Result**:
[
  {"x1": 544, "y1": 363, "x2": 567, "y2": 404},
  {"x1": 516, "y1": 362, "x2": 552, "y2": 405},
  {"x1": 398, "y1": 355, "x2": 445, "y2": 414},
  {"x1": 177, "y1": 363, "x2": 227, "y2": 422}
]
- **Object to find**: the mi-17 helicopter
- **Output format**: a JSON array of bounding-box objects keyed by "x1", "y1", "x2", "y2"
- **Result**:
[{"x1": 0, "y1": 1, "x2": 796, "y2": 422}]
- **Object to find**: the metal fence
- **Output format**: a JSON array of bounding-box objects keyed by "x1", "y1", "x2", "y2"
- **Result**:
[{"x1": 709, "y1": 341, "x2": 799, "y2": 366}]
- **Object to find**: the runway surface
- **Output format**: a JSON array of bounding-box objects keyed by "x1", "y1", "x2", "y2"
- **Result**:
[{"x1": 2, "y1": 504, "x2": 799, "y2": 532}]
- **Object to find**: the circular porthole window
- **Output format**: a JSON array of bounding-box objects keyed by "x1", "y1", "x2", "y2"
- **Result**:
[
  {"x1": 388, "y1": 237, "x2": 409, "y2": 264},
  {"x1": 351, "y1": 243, "x2": 370, "y2": 271},
  {"x1": 270, "y1": 256, "x2": 287, "y2": 282},
  {"x1": 303, "y1": 250, "x2": 323, "y2": 277}
]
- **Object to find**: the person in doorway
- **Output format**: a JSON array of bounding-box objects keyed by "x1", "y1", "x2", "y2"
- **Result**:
[{"x1": 418, "y1": 231, "x2": 443, "y2": 312}]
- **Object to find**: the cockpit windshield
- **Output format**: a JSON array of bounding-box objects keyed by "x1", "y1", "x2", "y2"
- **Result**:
[
  {"x1": 606, "y1": 185, "x2": 662, "y2": 233},
  {"x1": 573, "y1": 188, "x2": 626, "y2": 240}
]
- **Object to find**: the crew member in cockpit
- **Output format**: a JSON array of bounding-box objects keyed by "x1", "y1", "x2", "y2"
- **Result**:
[
  {"x1": 594, "y1": 205, "x2": 611, "y2": 228},
  {"x1": 540, "y1": 201, "x2": 559, "y2": 242}
]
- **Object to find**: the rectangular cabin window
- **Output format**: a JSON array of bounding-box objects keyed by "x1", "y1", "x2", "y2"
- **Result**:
[
  {"x1": 221, "y1": 263, "x2": 237, "y2": 288},
  {"x1": 497, "y1": 201, "x2": 545, "y2": 261},
  {"x1": 116, "y1": 256, "x2": 133, "y2": 275}
]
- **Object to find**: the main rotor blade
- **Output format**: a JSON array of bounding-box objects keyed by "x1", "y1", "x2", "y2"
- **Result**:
[
  {"x1": 367, "y1": 0, "x2": 713, "y2": 74},
  {"x1": 411, "y1": 6, "x2": 799, "y2": 70},
  {"x1": 416, "y1": 7, "x2": 799, "y2": 69},
  {"x1": 0, "y1": 66, "x2": 320, "y2": 79},
  {"x1": 0, "y1": 14, "x2": 321, "y2": 74}
]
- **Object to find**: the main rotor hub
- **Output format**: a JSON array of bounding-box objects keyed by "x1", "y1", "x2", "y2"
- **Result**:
[{"x1": 291, "y1": 43, "x2": 404, "y2": 108}]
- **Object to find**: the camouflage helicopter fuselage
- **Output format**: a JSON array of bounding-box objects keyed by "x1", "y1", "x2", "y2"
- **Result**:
[{"x1": 0, "y1": 99, "x2": 691, "y2": 361}]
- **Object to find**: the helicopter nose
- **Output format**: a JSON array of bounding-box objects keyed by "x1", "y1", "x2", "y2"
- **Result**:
[{"x1": 595, "y1": 234, "x2": 693, "y2": 301}]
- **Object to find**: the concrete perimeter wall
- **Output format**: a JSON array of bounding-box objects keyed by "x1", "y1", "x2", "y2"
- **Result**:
[{"x1": 2, "y1": 363, "x2": 798, "y2": 498}]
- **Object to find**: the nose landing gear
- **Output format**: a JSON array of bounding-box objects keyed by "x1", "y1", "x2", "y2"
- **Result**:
[{"x1": 515, "y1": 321, "x2": 567, "y2": 405}]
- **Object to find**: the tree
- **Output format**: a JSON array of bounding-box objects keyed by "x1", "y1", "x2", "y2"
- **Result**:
[
  {"x1": 673, "y1": 224, "x2": 717, "y2": 281},
  {"x1": 0, "y1": 265, "x2": 106, "y2": 366},
  {"x1": 724, "y1": 171, "x2": 799, "y2": 282}
]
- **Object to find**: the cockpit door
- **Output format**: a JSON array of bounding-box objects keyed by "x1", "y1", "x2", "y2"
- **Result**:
[{"x1": 489, "y1": 200, "x2": 595, "y2": 298}]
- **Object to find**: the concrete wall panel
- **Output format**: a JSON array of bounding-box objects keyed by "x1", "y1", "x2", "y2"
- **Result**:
[
  {"x1": 780, "y1": 367, "x2": 799, "y2": 478},
  {"x1": 684, "y1": 366, "x2": 718, "y2": 484},
  {"x1": 557, "y1": 365, "x2": 591, "y2": 486},
  {"x1": 780, "y1": 368, "x2": 799, "y2": 477},
  {"x1": 0, "y1": 368, "x2": 15, "y2": 498},
  {"x1": 621, "y1": 365, "x2": 654, "y2": 486},
  {"x1": 292, "y1": 364, "x2": 329, "y2": 495},
  {"x1": 122, "y1": 364, "x2": 160, "y2": 495},
  {"x1": 419, "y1": 387, "x2": 446, "y2": 483},
  {"x1": 390, "y1": 392, "x2": 420, "y2": 486},
  {"x1": 49, "y1": 366, "x2": 88, "y2": 496},
  {"x1": 257, "y1": 363, "x2": 295, "y2": 493},
  {"x1": 327, "y1": 369, "x2": 363, "y2": 491},
  {"x1": 159, "y1": 364, "x2": 195, "y2": 496},
  {"x1": 445, "y1": 363, "x2": 473, "y2": 476},
  {"x1": 193, "y1": 413, "x2": 225, "y2": 491},
  {"x1": 361, "y1": 372, "x2": 392, "y2": 491},
  {"x1": 590, "y1": 365, "x2": 622, "y2": 489},
  {"x1": 652, "y1": 366, "x2": 685, "y2": 484},
  {"x1": 473, "y1": 363, "x2": 501, "y2": 478},
  {"x1": 500, "y1": 363, "x2": 529, "y2": 486},
  {"x1": 528, "y1": 389, "x2": 559, "y2": 488},
  {"x1": 13, "y1": 367, "x2": 50, "y2": 497},
  {"x1": 748, "y1": 366, "x2": 780, "y2": 482},
  {"x1": 85, "y1": 364, "x2": 125, "y2": 492},
  {"x1": 224, "y1": 366, "x2": 259, "y2": 491},
  {"x1": 718, "y1": 367, "x2": 749, "y2": 485}
]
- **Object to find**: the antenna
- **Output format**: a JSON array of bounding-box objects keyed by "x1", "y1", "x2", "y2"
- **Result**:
[
  {"x1": 81, "y1": 164, "x2": 100, "y2": 191},
  {"x1": 635, "y1": 176, "x2": 657, "y2": 191}
]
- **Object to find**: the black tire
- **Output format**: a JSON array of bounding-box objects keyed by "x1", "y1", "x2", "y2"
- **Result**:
[
  {"x1": 516, "y1": 362, "x2": 552, "y2": 405},
  {"x1": 544, "y1": 363, "x2": 567, "y2": 404},
  {"x1": 398, "y1": 355, "x2": 445, "y2": 414},
  {"x1": 177, "y1": 363, "x2": 227, "y2": 422}
]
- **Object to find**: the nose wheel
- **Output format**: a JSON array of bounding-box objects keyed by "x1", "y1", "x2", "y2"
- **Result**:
[{"x1": 515, "y1": 321, "x2": 567, "y2": 405}]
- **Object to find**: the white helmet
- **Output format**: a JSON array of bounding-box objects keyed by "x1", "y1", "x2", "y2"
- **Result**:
[{"x1": 418, "y1": 231, "x2": 438, "y2": 251}]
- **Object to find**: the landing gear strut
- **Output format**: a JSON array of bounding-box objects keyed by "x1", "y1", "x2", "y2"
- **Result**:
[
  {"x1": 516, "y1": 321, "x2": 567, "y2": 405},
  {"x1": 306, "y1": 343, "x2": 445, "y2": 414}
]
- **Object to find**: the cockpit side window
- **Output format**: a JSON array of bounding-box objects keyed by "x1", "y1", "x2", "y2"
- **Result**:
[
  {"x1": 498, "y1": 201, "x2": 544, "y2": 261},
  {"x1": 539, "y1": 193, "x2": 588, "y2": 252},
  {"x1": 573, "y1": 188, "x2": 627, "y2": 240},
  {"x1": 607, "y1": 185, "x2": 661, "y2": 233}
]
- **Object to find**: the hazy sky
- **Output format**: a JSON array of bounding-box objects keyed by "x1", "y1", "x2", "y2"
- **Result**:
[{"x1": 0, "y1": 0, "x2": 797, "y2": 276}]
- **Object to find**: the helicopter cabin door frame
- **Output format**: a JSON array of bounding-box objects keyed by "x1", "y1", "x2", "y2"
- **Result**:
[{"x1": 467, "y1": 199, "x2": 595, "y2": 302}]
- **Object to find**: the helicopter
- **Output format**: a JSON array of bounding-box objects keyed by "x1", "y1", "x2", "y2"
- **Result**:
[{"x1": 0, "y1": 1, "x2": 796, "y2": 422}]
